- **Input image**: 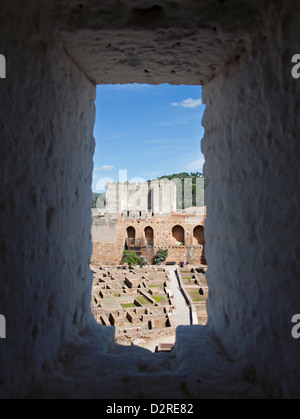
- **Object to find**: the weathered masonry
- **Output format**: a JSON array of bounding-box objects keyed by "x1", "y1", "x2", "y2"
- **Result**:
[
  {"x1": 92, "y1": 209, "x2": 206, "y2": 266},
  {"x1": 92, "y1": 180, "x2": 206, "y2": 265},
  {"x1": 0, "y1": 0, "x2": 300, "y2": 399}
]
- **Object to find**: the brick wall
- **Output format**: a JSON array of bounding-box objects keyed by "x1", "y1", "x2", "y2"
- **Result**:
[{"x1": 91, "y1": 210, "x2": 206, "y2": 265}]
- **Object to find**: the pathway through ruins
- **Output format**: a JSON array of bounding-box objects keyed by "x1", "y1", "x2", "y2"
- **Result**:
[
  {"x1": 143, "y1": 267, "x2": 191, "y2": 352},
  {"x1": 165, "y1": 267, "x2": 191, "y2": 327}
]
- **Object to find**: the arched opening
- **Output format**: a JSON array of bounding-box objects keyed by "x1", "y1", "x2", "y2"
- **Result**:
[
  {"x1": 126, "y1": 226, "x2": 136, "y2": 240},
  {"x1": 172, "y1": 225, "x2": 185, "y2": 245},
  {"x1": 144, "y1": 226, "x2": 154, "y2": 246},
  {"x1": 193, "y1": 225, "x2": 204, "y2": 245}
]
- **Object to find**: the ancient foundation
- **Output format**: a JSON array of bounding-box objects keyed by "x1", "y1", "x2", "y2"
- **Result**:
[{"x1": 90, "y1": 263, "x2": 208, "y2": 351}]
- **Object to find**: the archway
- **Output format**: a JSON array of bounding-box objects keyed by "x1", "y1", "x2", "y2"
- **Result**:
[
  {"x1": 144, "y1": 226, "x2": 154, "y2": 245},
  {"x1": 193, "y1": 225, "x2": 204, "y2": 245},
  {"x1": 126, "y1": 226, "x2": 136, "y2": 240},
  {"x1": 172, "y1": 225, "x2": 185, "y2": 245}
]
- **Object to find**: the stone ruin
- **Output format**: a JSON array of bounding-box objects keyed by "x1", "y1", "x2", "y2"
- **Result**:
[
  {"x1": 91, "y1": 265, "x2": 177, "y2": 349},
  {"x1": 90, "y1": 263, "x2": 209, "y2": 350}
]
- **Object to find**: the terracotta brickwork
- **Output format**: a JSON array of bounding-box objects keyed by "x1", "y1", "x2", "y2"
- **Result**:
[{"x1": 91, "y1": 208, "x2": 206, "y2": 266}]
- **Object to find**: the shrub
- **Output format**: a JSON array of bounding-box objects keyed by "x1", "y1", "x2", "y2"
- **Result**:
[
  {"x1": 154, "y1": 249, "x2": 168, "y2": 265},
  {"x1": 139, "y1": 256, "x2": 148, "y2": 267},
  {"x1": 122, "y1": 250, "x2": 140, "y2": 269}
]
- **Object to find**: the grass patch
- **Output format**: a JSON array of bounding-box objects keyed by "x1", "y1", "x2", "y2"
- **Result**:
[
  {"x1": 121, "y1": 303, "x2": 136, "y2": 308},
  {"x1": 152, "y1": 296, "x2": 163, "y2": 303},
  {"x1": 136, "y1": 296, "x2": 150, "y2": 305},
  {"x1": 148, "y1": 284, "x2": 164, "y2": 289},
  {"x1": 189, "y1": 291, "x2": 207, "y2": 302}
]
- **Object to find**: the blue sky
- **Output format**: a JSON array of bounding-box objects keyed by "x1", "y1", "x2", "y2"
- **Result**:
[{"x1": 92, "y1": 84, "x2": 205, "y2": 192}]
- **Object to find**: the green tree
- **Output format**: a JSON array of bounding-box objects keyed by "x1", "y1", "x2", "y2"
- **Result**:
[
  {"x1": 154, "y1": 249, "x2": 168, "y2": 265},
  {"x1": 122, "y1": 250, "x2": 140, "y2": 269},
  {"x1": 156, "y1": 172, "x2": 206, "y2": 209}
]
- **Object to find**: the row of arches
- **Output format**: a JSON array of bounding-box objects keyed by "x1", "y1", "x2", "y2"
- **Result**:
[
  {"x1": 126, "y1": 225, "x2": 204, "y2": 246},
  {"x1": 127, "y1": 226, "x2": 154, "y2": 242},
  {"x1": 172, "y1": 225, "x2": 204, "y2": 246}
]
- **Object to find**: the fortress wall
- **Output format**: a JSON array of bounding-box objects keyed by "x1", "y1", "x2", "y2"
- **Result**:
[{"x1": 91, "y1": 213, "x2": 206, "y2": 266}]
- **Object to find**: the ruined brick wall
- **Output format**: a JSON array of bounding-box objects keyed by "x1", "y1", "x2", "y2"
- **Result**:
[
  {"x1": 91, "y1": 210, "x2": 206, "y2": 265},
  {"x1": 91, "y1": 242, "x2": 121, "y2": 266}
]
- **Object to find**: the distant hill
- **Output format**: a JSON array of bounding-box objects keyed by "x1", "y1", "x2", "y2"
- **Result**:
[
  {"x1": 156, "y1": 172, "x2": 206, "y2": 208},
  {"x1": 157, "y1": 171, "x2": 204, "y2": 181},
  {"x1": 92, "y1": 192, "x2": 104, "y2": 208}
]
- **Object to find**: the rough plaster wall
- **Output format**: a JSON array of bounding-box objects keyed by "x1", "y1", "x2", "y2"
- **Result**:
[
  {"x1": 202, "y1": 1, "x2": 300, "y2": 397},
  {"x1": 0, "y1": 1, "x2": 103, "y2": 397},
  {"x1": 59, "y1": 0, "x2": 268, "y2": 85}
]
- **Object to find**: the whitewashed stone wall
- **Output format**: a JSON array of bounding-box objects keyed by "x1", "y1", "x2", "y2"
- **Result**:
[
  {"x1": 0, "y1": 1, "x2": 103, "y2": 397},
  {"x1": 203, "y1": 1, "x2": 300, "y2": 396}
]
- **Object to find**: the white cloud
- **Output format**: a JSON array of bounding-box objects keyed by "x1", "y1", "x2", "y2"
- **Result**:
[
  {"x1": 172, "y1": 98, "x2": 203, "y2": 109},
  {"x1": 138, "y1": 170, "x2": 162, "y2": 178},
  {"x1": 94, "y1": 165, "x2": 114, "y2": 172},
  {"x1": 186, "y1": 156, "x2": 205, "y2": 172}
]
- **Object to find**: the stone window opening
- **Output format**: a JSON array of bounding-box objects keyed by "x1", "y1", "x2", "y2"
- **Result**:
[
  {"x1": 91, "y1": 82, "x2": 206, "y2": 355},
  {"x1": 1, "y1": 1, "x2": 297, "y2": 399}
]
